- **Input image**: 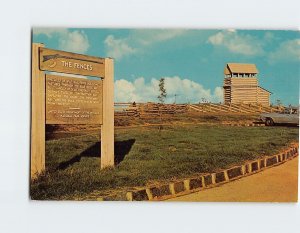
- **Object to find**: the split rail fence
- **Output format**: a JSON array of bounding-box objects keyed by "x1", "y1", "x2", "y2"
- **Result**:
[{"x1": 114, "y1": 102, "x2": 284, "y2": 118}]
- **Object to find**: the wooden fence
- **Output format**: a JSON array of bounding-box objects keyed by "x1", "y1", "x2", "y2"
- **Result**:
[
  {"x1": 114, "y1": 103, "x2": 188, "y2": 118},
  {"x1": 114, "y1": 102, "x2": 284, "y2": 118},
  {"x1": 188, "y1": 103, "x2": 283, "y2": 114}
]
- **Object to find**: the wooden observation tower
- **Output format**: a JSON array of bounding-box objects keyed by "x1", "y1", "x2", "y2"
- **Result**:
[{"x1": 223, "y1": 63, "x2": 271, "y2": 106}]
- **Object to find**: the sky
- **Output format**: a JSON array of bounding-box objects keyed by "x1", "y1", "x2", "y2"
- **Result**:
[{"x1": 33, "y1": 28, "x2": 300, "y2": 106}]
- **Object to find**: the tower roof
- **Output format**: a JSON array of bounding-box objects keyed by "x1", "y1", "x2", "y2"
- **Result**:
[
  {"x1": 225, "y1": 63, "x2": 259, "y2": 74},
  {"x1": 258, "y1": 86, "x2": 272, "y2": 94}
]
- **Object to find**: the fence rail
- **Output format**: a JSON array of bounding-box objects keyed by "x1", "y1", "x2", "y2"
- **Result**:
[{"x1": 114, "y1": 102, "x2": 284, "y2": 118}]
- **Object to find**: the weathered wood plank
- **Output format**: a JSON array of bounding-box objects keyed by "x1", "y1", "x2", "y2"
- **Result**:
[
  {"x1": 101, "y1": 58, "x2": 114, "y2": 168},
  {"x1": 31, "y1": 43, "x2": 45, "y2": 179},
  {"x1": 39, "y1": 47, "x2": 105, "y2": 77}
]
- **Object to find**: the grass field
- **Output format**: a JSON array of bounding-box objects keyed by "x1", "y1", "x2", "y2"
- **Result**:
[
  {"x1": 48, "y1": 113, "x2": 259, "y2": 132},
  {"x1": 31, "y1": 125, "x2": 298, "y2": 200}
]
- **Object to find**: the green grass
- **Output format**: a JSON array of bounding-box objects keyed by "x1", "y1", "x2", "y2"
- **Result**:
[
  {"x1": 52, "y1": 113, "x2": 259, "y2": 130},
  {"x1": 31, "y1": 125, "x2": 298, "y2": 200}
]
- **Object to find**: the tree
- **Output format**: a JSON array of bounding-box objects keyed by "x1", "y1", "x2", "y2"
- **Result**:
[
  {"x1": 157, "y1": 78, "x2": 167, "y2": 103},
  {"x1": 276, "y1": 99, "x2": 282, "y2": 107}
]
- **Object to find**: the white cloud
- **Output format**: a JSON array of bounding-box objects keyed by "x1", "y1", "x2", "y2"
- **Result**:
[
  {"x1": 33, "y1": 28, "x2": 68, "y2": 38},
  {"x1": 58, "y1": 30, "x2": 89, "y2": 53},
  {"x1": 33, "y1": 28, "x2": 90, "y2": 54},
  {"x1": 207, "y1": 30, "x2": 264, "y2": 56},
  {"x1": 133, "y1": 29, "x2": 186, "y2": 45},
  {"x1": 104, "y1": 29, "x2": 187, "y2": 60},
  {"x1": 268, "y1": 39, "x2": 300, "y2": 63},
  {"x1": 104, "y1": 35, "x2": 136, "y2": 59},
  {"x1": 114, "y1": 76, "x2": 223, "y2": 103},
  {"x1": 264, "y1": 31, "x2": 275, "y2": 41},
  {"x1": 227, "y1": 29, "x2": 236, "y2": 33},
  {"x1": 213, "y1": 86, "x2": 223, "y2": 103},
  {"x1": 208, "y1": 32, "x2": 224, "y2": 45}
]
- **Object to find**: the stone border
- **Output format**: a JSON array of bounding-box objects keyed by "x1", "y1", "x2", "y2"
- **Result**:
[{"x1": 93, "y1": 143, "x2": 298, "y2": 201}]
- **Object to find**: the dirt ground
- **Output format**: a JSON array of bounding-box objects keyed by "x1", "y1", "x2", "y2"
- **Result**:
[{"x1": 167, "y1": 157, "x2": 298, "y2": 202}]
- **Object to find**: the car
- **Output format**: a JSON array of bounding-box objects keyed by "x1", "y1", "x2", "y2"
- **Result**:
[{"x1": 260, "y1": 107, "x2": 299, "y2": 126}]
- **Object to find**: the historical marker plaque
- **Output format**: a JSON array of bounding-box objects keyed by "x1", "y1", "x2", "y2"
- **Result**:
[
  {"x1": 40, "y1": 48, "x2": 105, "y2": 78},
  {"x1": 46, "y1": 74, "x2": 103, "y2": 124},
  {"x1": 32, "y1": 43, "x2": 114, "y2": 179}
]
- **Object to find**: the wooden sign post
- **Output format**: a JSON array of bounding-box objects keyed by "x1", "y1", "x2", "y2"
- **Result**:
[
  {"x1": 31, "y1": 43, "x2": 46, "y2": 178},
  {"x1": 31, "y1": 43, "x2": 114, "y2": 180}
]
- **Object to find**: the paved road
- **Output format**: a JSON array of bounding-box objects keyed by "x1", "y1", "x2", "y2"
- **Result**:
[{"x1": 167, "y1": 157, "x2": 298, "y2": 202}]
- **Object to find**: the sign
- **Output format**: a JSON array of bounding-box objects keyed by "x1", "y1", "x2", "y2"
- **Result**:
[
  {"x1": 46, "y1": 74, "x2": 103, "y2": 124},
  {"x1": 40, "y1": 47, "x2": 105, "y2": 77},
  {"x1": 31, "y1": 43, "x2": 114, "y2": 180}
]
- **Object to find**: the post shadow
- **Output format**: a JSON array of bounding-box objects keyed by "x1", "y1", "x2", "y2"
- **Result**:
[{"x1": 57, "y1": 139, "x2": 136, "y2": 170}]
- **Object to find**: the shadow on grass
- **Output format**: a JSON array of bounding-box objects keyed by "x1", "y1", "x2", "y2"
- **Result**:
[{"x1": 57, "y1": 139, "x2": 136, "y2": 170}]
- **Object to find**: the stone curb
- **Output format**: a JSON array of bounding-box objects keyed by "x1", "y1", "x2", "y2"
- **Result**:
[{"x1": 95, "y1": 143, "x2": 298, "y2": 201}]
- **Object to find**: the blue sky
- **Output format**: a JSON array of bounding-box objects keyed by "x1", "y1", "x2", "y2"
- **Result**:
[{"x1": 33, "y1": 28, "x2": 299, "y2": 105}]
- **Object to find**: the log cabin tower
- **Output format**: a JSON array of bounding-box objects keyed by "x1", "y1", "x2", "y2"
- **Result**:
[{"x1": 223, "y1": 63, "x2": 271, "y2": 106}]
